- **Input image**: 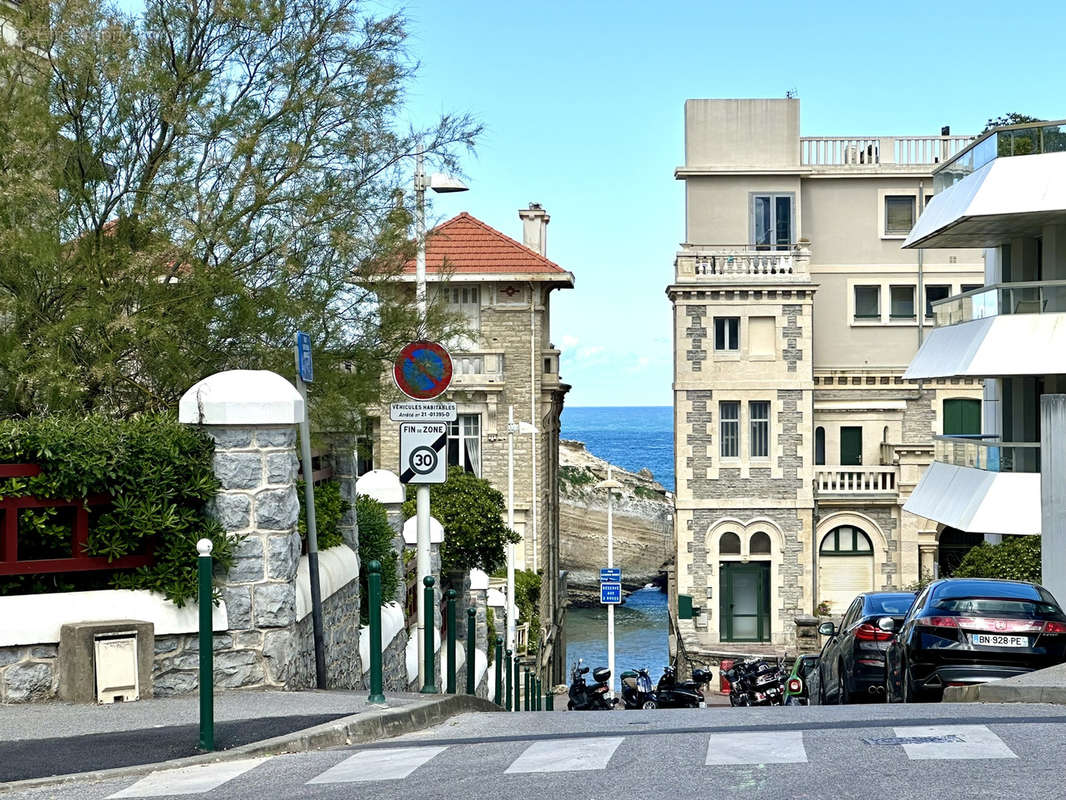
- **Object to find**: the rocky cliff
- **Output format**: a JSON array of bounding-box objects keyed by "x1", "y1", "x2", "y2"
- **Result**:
[{"x1": 558, "y1": 439, "x2": 673, "y2": 606}]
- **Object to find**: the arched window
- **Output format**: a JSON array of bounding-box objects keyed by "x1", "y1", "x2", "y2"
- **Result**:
[
  {"x1": 749, "y1": 531, "x2": 772, "y2": 555},
  {"x1": 882, "y1": 425, "x2": 890, "y2": 443},
  {"x1": 820, "y1": 525, "x2": 873, "y2": 554},
  {"x1": 719, "y1": 532, "x2": 741, "y2": 554},
  {"x1": 815, "y1": 427, "x2": 825, "y2": 465},
  {"x1": 818, "y1": 525, "x2": 875, "y2": 615}
]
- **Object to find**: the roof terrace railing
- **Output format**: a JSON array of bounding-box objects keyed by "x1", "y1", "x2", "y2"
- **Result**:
[
  {"x1": 934, "y1": 434, "x2": 1040, "y2": 473},
  {"x1": 931, "y1": 280, "x2": 1066, "y2": 327},
  {"x1": 933, "y1": 119, "x2": 1066, "y2": 192},
  {"x1": 800, "y1": 135, "x2": 973, "y2": 167}
]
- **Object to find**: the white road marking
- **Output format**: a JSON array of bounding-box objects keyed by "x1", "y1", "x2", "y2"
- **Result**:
[
  {"x1": 705, "y1": 731, "x2": 808, "y2": 765},
  {"x1": 893, "y1": 725, "x2": 1017, "y2": 760},
  {"x1": 504, "y1": 736, "x2": 624, "y2": 773},
  {"x1": 108, "y1": 758, "x2": 268, "y2": 798},
  {"x1": 307, "y1": 746, "x2": 447, "y2": 783}
]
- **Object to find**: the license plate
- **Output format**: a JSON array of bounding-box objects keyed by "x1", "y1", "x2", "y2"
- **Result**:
[{"x1": 971, "y1": 633, "x2": 1028, "y2": 647}]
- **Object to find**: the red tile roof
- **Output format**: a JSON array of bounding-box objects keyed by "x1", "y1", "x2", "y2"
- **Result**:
[{"x1": 403, "y1": 212, "x2": 570, "y2": 277}]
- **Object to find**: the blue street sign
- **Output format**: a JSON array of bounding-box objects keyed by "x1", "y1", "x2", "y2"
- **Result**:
[
  {"x1": 600, "y1": 567, "x2": 621, "y2": 582},
  {"x1": 600, "y1": 582, "x2": 622, "y2": 604},
  {"x1": 296, "y1": 331, "x2": 313, "y2": 383}
]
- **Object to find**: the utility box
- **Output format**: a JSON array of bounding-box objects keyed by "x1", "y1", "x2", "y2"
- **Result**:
[
  {"x1": 678, "y1": 594, "x2": 693, "y2": 620},
  {"x1": 58, "y1": 620, "x2": 154, "y2": 704},
  {"x1": 93, "y1": 631, "x2": 140, "y2": 703}
]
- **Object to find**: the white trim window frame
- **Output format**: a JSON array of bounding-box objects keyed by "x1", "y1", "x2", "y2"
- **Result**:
[
  {"x1": 447, "y1": 413, "x2": 482, "y2": 476},
  {"x1": 714, "y1": 317, "x2": 740, "y2": 352},
  {"x1": 750, "y1": 193, "x2": 795, "y2": 251},
  {"x1": 719, "y1": 401, "x2": 740, "y2": 459},
  {"x1": 749, "y1": 401, "x2": 770, "y2": 460}
]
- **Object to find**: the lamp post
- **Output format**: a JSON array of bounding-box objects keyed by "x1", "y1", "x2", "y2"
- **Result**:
[
  {"x1": 412, "y1": 151, "x2": 468, "y2": 688},
  {"x1": 595, "y1": 466, "x2": 622, "y2": 698}
]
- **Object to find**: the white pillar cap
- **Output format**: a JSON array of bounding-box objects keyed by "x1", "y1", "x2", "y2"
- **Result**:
[
  {"x1": 402, "y1": 515, "x2": 444, "y2": 545},
  {"x1": 179, "y1": 370, "x2": 303, "y2": 426},
  {"x1": 355, "y1": 469, "x2": 405, "y2": 505}
]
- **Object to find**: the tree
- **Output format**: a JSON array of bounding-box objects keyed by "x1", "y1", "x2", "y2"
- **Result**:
[
  {"x1": 982, "y1": 113, "x2": 1043, "y2": 133},
  {"x1": 402, "y1": 467, "x2": 520, "y2": 576},
  {"x1": 0, "y1": 0, "x2": 479, "y2": 424},
  {"x1": 951, "y1": 535, "x2": 1040, "y2": 583}
]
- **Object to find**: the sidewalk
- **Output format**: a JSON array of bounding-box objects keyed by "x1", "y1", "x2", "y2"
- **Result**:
[
  {"x1": 943, "y1": 662, "x2": 1066, "y2": 704},
  {"x1": 0, "y1": 690, "x2": 499, "y2": 788}
]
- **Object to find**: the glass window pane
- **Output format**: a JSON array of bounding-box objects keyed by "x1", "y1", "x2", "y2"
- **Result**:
[
  {"x1": 750, "y1": 531, "x2": 772, "y2": 554},
  {"x1": 885, "y1": 196, "x2": 916, "y2": 234},
  {"x1": 753, "y1": 196, "x2": 771, "y2": 248},
  {"x1": 749, "y1": 401, "x2": 770, "y2": 458},
  {"x1": 890, "y1": 285, "x2": 915, "y2": 318},
  {"x1": 855, "y1": 286, "x2": 880, "y2": 319},
  {"x1": 775, "y1": 196, "x2": 792, "y2": 248},
  {"x1": 714, "y1": 318, "x2": 738, "y2": 351},
  {"x1": 925, "y1": 285, "x2": 951, "y2": 317},
  {"x1": 720, "y1": 402, "x2": 739, "y2": 458},
  {"x1": 720, "y1": 532, "x2": 741, "y2": 554}
]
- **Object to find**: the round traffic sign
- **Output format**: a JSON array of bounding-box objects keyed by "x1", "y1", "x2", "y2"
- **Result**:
[
  {"x1": 394, "y1": 340, "x2": 453, "y2": 400},
  {"x1": 408, "y1": 445, "x2": 438, "y2": 475}
]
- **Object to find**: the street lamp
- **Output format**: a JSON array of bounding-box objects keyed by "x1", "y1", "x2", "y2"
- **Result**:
[
  {"x1": 506, "y1": 405, "x2": 537, "y2": 653},
  {"x1": 595, "y1": 466, "x2": 623, "y2": 697},
  {"x1": 413, "y1": 151, "x2": 469, "y2": 688}
]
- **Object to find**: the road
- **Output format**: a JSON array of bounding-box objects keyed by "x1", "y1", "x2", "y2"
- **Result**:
[{"x1": 9, "y1": 703, "x2": 1066, "y2": 800}]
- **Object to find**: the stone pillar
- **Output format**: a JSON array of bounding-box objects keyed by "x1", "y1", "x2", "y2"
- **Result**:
[
  {"x1": 328, "y1": 434, "x2": 360, "y2": 551},
  {"x1": 1042, "y1": 395, "x2": 1066, "y2": 604}
]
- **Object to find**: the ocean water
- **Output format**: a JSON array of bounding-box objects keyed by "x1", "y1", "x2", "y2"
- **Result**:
[
  {"x1": 560, "y1": 406, "x2": 674, "y2": 492},
  {"x1": 565, "y1": 587, "x2": 669, "y2": 685}
]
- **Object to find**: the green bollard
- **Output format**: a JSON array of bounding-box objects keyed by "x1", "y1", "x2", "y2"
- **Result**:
[
  {"x1": 445, "y1": 590, "x2": 457, "y2": 694},
  {"x1": 524, "y1": 669, "x2": 531, "y2": 711},
  {"x1": 196, "y1": 539, "x2": 214, "y2": 752},
  {"x1": 421, "y1": 576, "x2": 437, "y2": 693},
  {"x1": 465, "y1": 608, "x2": 476, "y2": 695},
  {"x1": 367, "y1": 560, "x2": 385, "y2": 704},
  {"x1": 494, "y1": 636, "x2": 504, "y2": 705},
  {"x1": 513, "y1": 657, "x2": 521, "y2": 712},
  {"x1": 535, "y1": 677, "x2": 542, "y2": 711},
  {"x1": 546, "y1": 684, "x2": 554, "y2": 711},
  {"x1": 505, "y1": 650, "x2": 513, "y2": 711}
]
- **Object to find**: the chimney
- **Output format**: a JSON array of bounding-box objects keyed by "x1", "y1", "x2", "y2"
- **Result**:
[{"x1": 518, "y1": 203, "x2": 550, "y2": 256}]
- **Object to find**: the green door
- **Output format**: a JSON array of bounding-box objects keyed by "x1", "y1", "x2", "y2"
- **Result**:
[
  {"x1": 943, "y1": 398, "x2": 981, "y2": 435},
  {"x1": 720, "y1": 563, "x2": 770, "y2": 642},
  {"x1": 840, "y1": 426, "x2": 863, "y2": 466}
]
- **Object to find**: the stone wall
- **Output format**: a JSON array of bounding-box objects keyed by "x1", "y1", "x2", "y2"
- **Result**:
[{"x1": 0, "y1": 645, "x2": 56, "y2": 703}]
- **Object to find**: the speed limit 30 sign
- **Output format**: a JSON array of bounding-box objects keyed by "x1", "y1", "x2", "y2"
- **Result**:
[{"x1": 399, "y1": 423, "x2": 447, "y2": 484}]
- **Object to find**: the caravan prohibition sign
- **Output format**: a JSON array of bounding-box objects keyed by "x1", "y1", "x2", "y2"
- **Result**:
[{"x1": 394, "y1": 341, "x2": 453, "y2": 400}]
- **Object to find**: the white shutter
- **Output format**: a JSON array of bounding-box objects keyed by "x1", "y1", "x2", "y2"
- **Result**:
[{"x1": 819, "y1": 557, "x2": 874, "y2": 615}]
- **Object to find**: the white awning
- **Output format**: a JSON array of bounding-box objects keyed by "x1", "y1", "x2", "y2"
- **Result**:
[
  {"x1": 903, "y1": 461, "x2": 1040, "y2": 536},
  {"x1": 904, "y1": 313, "x2": 1066, "y2": 379}
]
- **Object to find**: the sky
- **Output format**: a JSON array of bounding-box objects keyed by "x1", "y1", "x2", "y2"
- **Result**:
[{"x1": 115, "y1": 0, "x2": 1066, "y2": 405}]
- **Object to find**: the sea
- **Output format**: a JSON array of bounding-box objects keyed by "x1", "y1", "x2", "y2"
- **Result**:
[{"x1": 560, "y1": 406, "x2": 673, "y2": 684}]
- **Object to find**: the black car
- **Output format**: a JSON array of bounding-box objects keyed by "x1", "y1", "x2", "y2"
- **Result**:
[
  {"x1": 818, "y1": 591, "x2": 916, "y2": 704},
  {"x1": 884, "y1": 578, "x2": 1066, "y2": 703}
]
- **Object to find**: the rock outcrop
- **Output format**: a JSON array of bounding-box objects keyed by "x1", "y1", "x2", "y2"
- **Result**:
[{"x1": 558, "y1": 440, "x2": 673, "y2": 606}]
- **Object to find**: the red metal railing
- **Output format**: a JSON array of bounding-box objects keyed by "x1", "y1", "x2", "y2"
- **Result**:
[{"x1": 0, "y1": 464, "x2": 154, "y2": 576}]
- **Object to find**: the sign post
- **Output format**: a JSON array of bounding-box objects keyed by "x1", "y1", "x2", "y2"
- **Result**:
[
  {"x1": 596, "y1": 466, "x2": 623, "y2": 698},
  {"x1": 394, "y1": 340, "x2": 453, "y2": 690},
  {"x1": 294, "y1": 332, "x2": 327, "y2": 689}
]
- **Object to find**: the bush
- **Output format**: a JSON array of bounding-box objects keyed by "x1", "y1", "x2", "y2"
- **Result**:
[
  {"x1": 559, "y1": 465, "x2": 596, "y2": 488},
  {"x1": 355, "y1": 495, "x2": 400, "y2": 624},
  {"x1": 0, "y1": 414, "x2": 233, "y2": 605},
  {"x1": 402, "y1": 467, "x2": 519, "y2": 574},
  {"x1": 952, "y1": 536, "x2": 1041, "y2": 582},
  {"x1": 297, "y1": 480, "x2": 349, "y2": 551},
  {"x1": 486, "y1": 607, "x2": 496, "y2": 664}
]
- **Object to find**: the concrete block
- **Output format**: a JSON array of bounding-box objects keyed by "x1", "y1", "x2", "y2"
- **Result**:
[{"x1": 58, "y1": 620, "x2": 154, "y2": 703}]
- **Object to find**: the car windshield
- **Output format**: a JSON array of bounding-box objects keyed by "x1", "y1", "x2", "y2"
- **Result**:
[
  {"x1": 864, "y1": 594, "x2": 914, "y2": 615},
  {"x1": 932, "y1": 596, "x2": 1065, "y2": 620}
]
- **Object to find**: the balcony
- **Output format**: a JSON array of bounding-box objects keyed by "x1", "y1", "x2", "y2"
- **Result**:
[
  {"x1": 674, "y1": 244, "x2": 811, "y2": 284},
  {"x1": 934, "y1": 119, "x2": 1066, "y2": 193},
  {"x1": 904, "y1": 460, "x2": 1040, "y2": 536},
  {"x1": 934, "y1": 435, "x2": 1040, "y2": 473},
  {"x1": 932, "y1": 281, "x2": 1066, "y2": 327},
  {"x1": 814, "y1": 466, "x2": 898, "y2": 499},
  {"x1": 450, "y1": 352, "x2": 505, "y2": 387},
  {"x1": 800, "y1": 135, "x2": 973, "y2": 168}
]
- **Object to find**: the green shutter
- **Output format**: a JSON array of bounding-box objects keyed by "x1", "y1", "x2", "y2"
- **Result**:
[
  {"x1": 944, "y1": 399, "x2": 981, "y2": 435},
  {"x1": 678, "y1": 594, "x2": 693, "y2": 620}
]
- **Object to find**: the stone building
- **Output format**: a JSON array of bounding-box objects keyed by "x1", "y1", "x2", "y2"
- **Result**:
[
  {"x1": 668, "y1": 99, "x2": 986, "y2": 661},
  {"x1": 371, "y1": 206, "x2": 575, "y2": 683}
]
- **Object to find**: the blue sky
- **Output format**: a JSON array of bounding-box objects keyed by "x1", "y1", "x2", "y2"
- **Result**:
[{"x1": 116, "y1": 0, "x2": 1066, "y2": 405}]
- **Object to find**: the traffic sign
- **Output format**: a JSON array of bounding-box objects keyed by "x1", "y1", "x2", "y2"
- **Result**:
[
  {"x1": 600, "y1": 567, "x2": 621, "y2": 583},
  {"x1": 399, "y1": 423, "x2": 448, "y2": 484},
  {"x1": 390, "y1": 402, "x2": 457, "y2": 422},
  {"x1": 394, "y1": 341, "x2": 452, "y2": 400},
  {"x1": 295, "y1": 331, "x2": 313, "y2": 383},
  {"x1": 600, "y1": 582, "x2": 622, "y2": 604}
]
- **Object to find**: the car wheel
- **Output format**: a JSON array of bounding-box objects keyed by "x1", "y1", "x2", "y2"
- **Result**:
[
  {"x1": 567, "y1": 700, "x2": 574, "y2": 710},
  {"x1": 642, "y1": 699, "x2": 658, "y2": 710},
  {"x1": 902, "y1": 667, "x2": 919, "y2": 704},
  {"x1": 836, "y1": 663, "x2": 848, "y2": 705}
]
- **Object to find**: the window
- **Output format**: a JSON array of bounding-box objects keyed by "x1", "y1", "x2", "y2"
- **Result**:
[
  {"x1": 925, "y1": 285, "x2": 952, "y2": 317},
  {"x1": 943, "y1": 398, "x2": 981, "y2": 435},
  {"x1": 854, "y1": 285, "x2": 880, "y2": 320},
  {"x1": 752, "y1": 194, "x2": 793, "y2": 251},
  {"x1": 749, "y1": 531, "x2": 771, "y2": 555},
  {"x1": 885, "y1": 195, "x2": 916, "y2": 235},
  {"x1": 820, "y1": 526, "x2": 873, "y2": 555},
  {"x1": 447, "y1": 414, "x2": 481, "y2": 476},
  {"x1": 890, "y1": 285, "x2": 916, "y2": 319},
  {"x1": 748, "y1": 317, "x2": 775, "y2": 358},
  {"x1": 720, "y1": 402, "x2": 739, "y2": 458},
  {"x1": 714, "y1": 317, "x2": 739, "y2": 351},
  {"x1": 961, "y1": 284, "x2": 983, "y2": 294},
  {"x1": 749, "y1": 401, "x2": 770, "y2": 458},
  {"x1": 720, "y1": 532, "x2": 741, "y2": 554},
  {"x1": 815, "y1": 426, "x2": 826, "y2": 466}
]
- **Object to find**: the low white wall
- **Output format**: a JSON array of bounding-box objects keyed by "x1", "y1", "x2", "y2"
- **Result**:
[
  {"x1": 294, "y1": 545, "x2": 359, "y2": 621},
  {"x1": 405, "y1": 626, "x2": 442, "y2": 685},
  {"x1": 0, "y1": 589, "x2": 228, "y2": 647},
  {"x1": 358, "y1": 602, "x2": 405, "y2": 674}
]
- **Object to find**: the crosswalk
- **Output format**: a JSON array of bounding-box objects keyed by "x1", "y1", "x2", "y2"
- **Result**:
[{"x1": 107, "y1": 724, "x2": 1022, "y2": 798}]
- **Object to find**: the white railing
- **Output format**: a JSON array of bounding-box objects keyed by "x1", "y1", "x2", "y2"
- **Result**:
[
  {"x1": 451, "y1": 352, "x2": 505, "y2": 384},
  {"x1": 676, "y1": 245, "x2": 811, "y2": 283},
  {"x1": 815, "y1": 467, "x2": 898, "y2": 494},
  {"x1": 800, "y1": 135, "x2": 973, "y2": 167}
]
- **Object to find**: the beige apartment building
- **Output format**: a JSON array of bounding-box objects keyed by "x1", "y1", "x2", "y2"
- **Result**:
[
  {"x1": 668, "y1": 99, "x2": 985, "y2": 660},
  {"x1": 371, "y1": 205, "x2": 574, "y2": 682}
]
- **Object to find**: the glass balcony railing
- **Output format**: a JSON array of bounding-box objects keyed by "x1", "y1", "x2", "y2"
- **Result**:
[
  {"x1": 934, "y1": 435, "x2": 1041, "y2": 473},
  {"x1": 934, "y1": 119, "x2": 1066, "y2": 192},
  {"x1": 931, "y1": 280, "x2": 1066, "y2": 327}
]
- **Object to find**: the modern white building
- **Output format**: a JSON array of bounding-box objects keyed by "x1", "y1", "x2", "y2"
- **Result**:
[{"x1": 902, "y1": 118, "x2": 1066, "y2": 601}]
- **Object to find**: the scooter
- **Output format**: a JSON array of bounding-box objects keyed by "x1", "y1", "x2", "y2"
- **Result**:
[
  {"x1": 621, "y1": 665, "x2": 711, "y2": 709},
  {"x1": 567, "y1": 659, "x2": 614, "y2": 710},
  {"x1": 620, "y1": 667, "x2": 658, "y2": 709}
]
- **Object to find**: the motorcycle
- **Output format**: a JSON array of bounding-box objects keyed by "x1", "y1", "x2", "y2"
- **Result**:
[
  {"x1": 721, "y1": 656, "x2": 787, "y2": 706},
  {"x1": 567, "y1": 659, "x2": 614, "y2": 710},
  {"x1": 620, "y1": 665, "x2": 711, "y2": 709}
]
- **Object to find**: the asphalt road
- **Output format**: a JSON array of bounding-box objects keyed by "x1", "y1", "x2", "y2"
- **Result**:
[{"x1": 9, "y1": 703, "x2": 1066, "y2": 800}]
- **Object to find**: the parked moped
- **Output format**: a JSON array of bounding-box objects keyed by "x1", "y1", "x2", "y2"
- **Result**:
[{"x1": 567, "y1": 659, "x2": 614, "y2": 710}]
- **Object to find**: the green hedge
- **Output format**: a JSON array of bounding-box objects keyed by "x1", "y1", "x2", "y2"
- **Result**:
[
  {"x1": 952, "y1": 535, "x2": 1041, "y2": 582},
  {"x1": 355, "y1": 495, "x2": 399, "y2": 624},
  {"x1": 297, "y1": 480, "x2": 348, "y2": 551},
  {"x1": 0, "y1": 414, "x2": 233, "y2": 604}
]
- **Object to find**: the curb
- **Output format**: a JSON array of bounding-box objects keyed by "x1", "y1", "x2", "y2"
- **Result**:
[
  {"x1": 0, "y1": 694, "x2": 501, "y2": 794},
  {"x1": 943, "y1": 683, "x2": 1066, "y2": 704}
]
